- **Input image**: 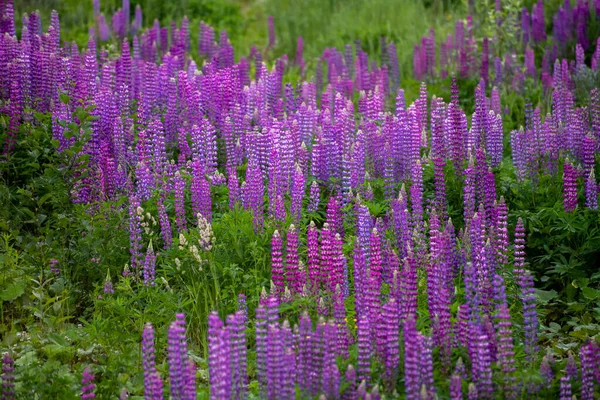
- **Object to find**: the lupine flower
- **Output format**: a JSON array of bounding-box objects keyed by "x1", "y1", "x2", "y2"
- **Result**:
[
  {"x1": 168, "y1": 313, "x2": 194, "y2": 399},
  {"x1": 143, "y1": 240, "x2": 156, "y2": 286},
  {"x1": 2, "y1": 354, "x2": 15, "y2": 400},
  {"x1": 563, "y1": 161, "x2": 578, "y2": 212},
  {"x1": 81, "y1": 367, "x2": 96, "y2": 399},
  {"x1": 270, "y1": 230, "x2": 284, "y2": 297},
  {"x1": 585, "y1": 168, "x2": 598, "y2": 210}
]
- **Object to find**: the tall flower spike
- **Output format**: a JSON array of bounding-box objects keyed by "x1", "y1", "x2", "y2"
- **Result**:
[
  {"x1": 403, "y1": 315, "x2": 420, "y2": 400},
  {"x1": 563, "y1": 161, "x2": 578, "y2": 213},
  {"x1": 143, "y1": 323, "x2": 162, "y2": 400},
  {"x1": 2, "y1": 354, "x2": 15, "y2": 400},
  {"x1": 271, "y1": 230, "x2": 284, "y2": 297},
  {"x1": 285, "y1": 225, "x2": 301, "y2": 295},
  {"x1": 585, "y1": 168, "x2": 598, "y2": 210},
  {"x1": 357, "y1": 316, "x2": 371, "y2": 387}
]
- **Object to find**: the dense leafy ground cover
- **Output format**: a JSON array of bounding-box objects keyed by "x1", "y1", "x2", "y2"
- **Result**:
[{"x1": 1, "y1": 0, "x2": 600, "y2": 398}]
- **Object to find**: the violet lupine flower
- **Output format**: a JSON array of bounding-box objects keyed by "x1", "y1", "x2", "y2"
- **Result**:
[
  {"x1": 319, "y1": 223, "x2": 334, "y2": 294},
  {"x1": 321, "y1": 322, "x2": 341, "y2": 398},
  {"x1": 49, "y1": 259, "x2": 60, "y2": 275},
  {"x1": 559, "y1": 376, "x2": 572, "y2": 400},
  {"x1": 433, "y1": 157, "x2": 448, "y2": 220},
  {"x1": 143, "y1": 240, "x2": 156, "y2": 286},
  {"x1": 343, "y1": 365, "x2": 357, "y2": 400},
  {"x1": 143, "y1": 323, "x2": 163, "y2": 400},
  {"x1": 513, "y1": 217, "x2": 526, "y2": 282},
  {"x1": 255, "y1": 305, "x2": 268, "y2": 394},
  {"x1": 563, "y1": 161, "x2": 578, "y2": 212},
  {"x1": 2, "y1": 354, "x2": 15, "y2": 400},
  {"x1": 586, "y1": 169, "x2": 598, "y2": 210},
  {"x1": 540, "y1": 354, "x2": 554, "y2": 389},
  {"x1": 228, "y1": 168, "x2": 240, "y2": 210},
  {"x1": 191, "y1": 159, "x2": 212, "y2": 223},
  {"x1": 129, "y1": 194, "x2": 143, "y2": 270},
  {"x1": 333, "y1": 286, "x2": 349, "y2": 357},
  {"x1": 271, "y1": 230, "x2": 284, "y2": 297},
  {"x1": 356, "y1": 316, "x2": 371, "y2": 387},
  {"x1": 403, "y1": 315, "x2": 420, "y2": 400},
  {"x1": 168, "y1": 314, "x2": 195, "y2": 400},
  {"x1": 81, "y1": 367, "x2": 96, "y2": 399},
  {"x1": 400, "y1": 254, "x2": 418, "y2": 322}
]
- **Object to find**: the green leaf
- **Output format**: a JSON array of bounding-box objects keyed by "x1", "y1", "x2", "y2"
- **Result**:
[
  {"x1": 1, "y1": 280, "x2": 25, "y2": 301},
  {"x1": 581, "y1": 287, "x2": 600, "y2": 301},
  {"x1": 535, "y1": 289, "x2": 558, "y2": 304}
]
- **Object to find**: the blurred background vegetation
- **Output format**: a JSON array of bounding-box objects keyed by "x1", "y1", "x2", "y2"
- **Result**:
[{"x1": 17, "y1": 0, "x2": 464, "y2": 81}]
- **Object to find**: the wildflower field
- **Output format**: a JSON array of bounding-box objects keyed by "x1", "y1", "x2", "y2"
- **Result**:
[{"x1": 1, "y1": 0, "x2": 600, "y2": 398}]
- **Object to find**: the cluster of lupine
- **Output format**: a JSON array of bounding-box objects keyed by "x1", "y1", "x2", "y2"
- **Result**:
[
  {"x1": 414, "y1": 0, "x2": 600, "y2": 93},
  {"x1": 2, "y1": 0, "x2": 600, "y2": 398}
]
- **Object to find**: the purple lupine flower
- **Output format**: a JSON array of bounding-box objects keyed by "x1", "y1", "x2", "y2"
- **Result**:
[
  {"x1": 333, "y1": 286, "x2": 349, "y2": 357},
  {"x1": 513, "y1": 217, "x2": 526, "y2": 281},
  {"x1": 267, "y1": 16, "x2": 275, "y2": 49},
  {"x1": 450, "y1": 374, "x2": 462, "y2": 400},
  {"x1": 433, "y1": 157, "x2": 448, "y2": 220},
  {"x1": 559, "y1": 376, "x2": 572, "y2": 400},
  {"x1": 81, "y1": 367, "x2": 96, "y2": 399},
  {"x1": 271, "y1": 230, "x2": 284, "y2": 297},
  {"x1": 540, "y1": 354, "x2": 554, "y2": 389},
  {"x1": 400, "y1": 254, "x2": 418, "y2": 322},
  {"x1": 208, "y1": 312, "x2": 231, "y2": 400},
  {"x1": 343, "y1": 364, "x2": 357, "y2": 400},
  {"x1": 290, "y1": 166, "x2": 305, "y2": 222},
  {"x1": 307, "y1": 221, "x2": 320, "y2": 292},
  {"x1": 563, "y1": 161, "x2": 578, "y2": 212},
  {"x1": 357, "y1": 316, "x2": 371, "y2": 387},
  {"x1": 419, "y1": 334, "x2": 436, "y2": 398},
  {"x1": 174, "y1": 172, "x2": 187, "y2": 234},
  {"x1": 495, "y1": 197, "x2": 509, "y2": 266},
  {"x1": 382, "y1": 298, "x2": 399, "y2": 392},
  {"x1": 49, "y1": 259, "x2": 60, "y2": 275},
  {"x1": 2, "y1": 354, "x2": 15, "y2": 400},
  {"x1": 321, "y1": 321, "x2": 341, "y2": 398},
  {"x1": 143, "y1": 240, "x2": 156, "y2": 286},
  {"x1": 143, "y1": 323, "x2": 163, "y2": 400},
  {"x1": 319, "y1": 223, "x2": 334, "y2": 294},
  {"x1": 495, "y1": 304, "x2": 516, "y2": 398},
  {"x1": 580, "y1": 341, "x2": 597, "y2": 400},
  {"x1": 103, "y1": 276, "x2": 114, "y2": 294},
  {"x1": 128, "y1": 194, "x2": 143, "y2": 271},
  {"x1": 566, "y1": 352, "x2": 578, "y2": 382},
  {"x1": 227, "y1": 311, "x2": 247, "y2": 398},
  {"x1": 403, "y1": 315, "x2": 420, "y2": 400},
  {"x1": 586, "y1": 169, "x2": 598, "y2": 210},
  {"x1": 520, "y1": 270, "x2": 539, "y2": 362},
  {"x1": 307, "y1": 181, "x2": 320, "y2": 213},
  {"x1": 157, "y1": 196, "x2": 173, "y2": 249},
  {"x1": 285, "y1": 225, "x2": 301, "y2": 295},
  {"x1": 168, "y1": 314, "x2": 194, "y2": 399}
]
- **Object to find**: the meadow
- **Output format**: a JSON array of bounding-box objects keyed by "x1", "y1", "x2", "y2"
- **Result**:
[{"x1": 1, "y1": 0, "x2": 600, "y2": 398}]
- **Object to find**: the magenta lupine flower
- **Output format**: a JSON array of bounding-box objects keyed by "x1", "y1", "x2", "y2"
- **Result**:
[
  {"x1": 81, "y1": 366, "x2": 96, "y2": 399},
  {"x1": 271, "y1": 230, "x2": 284, "y2": 297},
  {"x1": 2, "y1": 354, "x2": 15, "y2": 400},
  {"x1": 586, "y1": 169, "x2": 598, "y2": 210},
  {"x1": 563, "y1": 161, "x2": 578, "y2": 212},
  {"x1": 143, "y1": 241, "x2": 156, "y2": 286},
  {"x1": 285, "y1": 225, "x2": 301, "y2": 295},
  {"x1": 191, "y1": 159, "x2": 212, "y2": 223}
]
